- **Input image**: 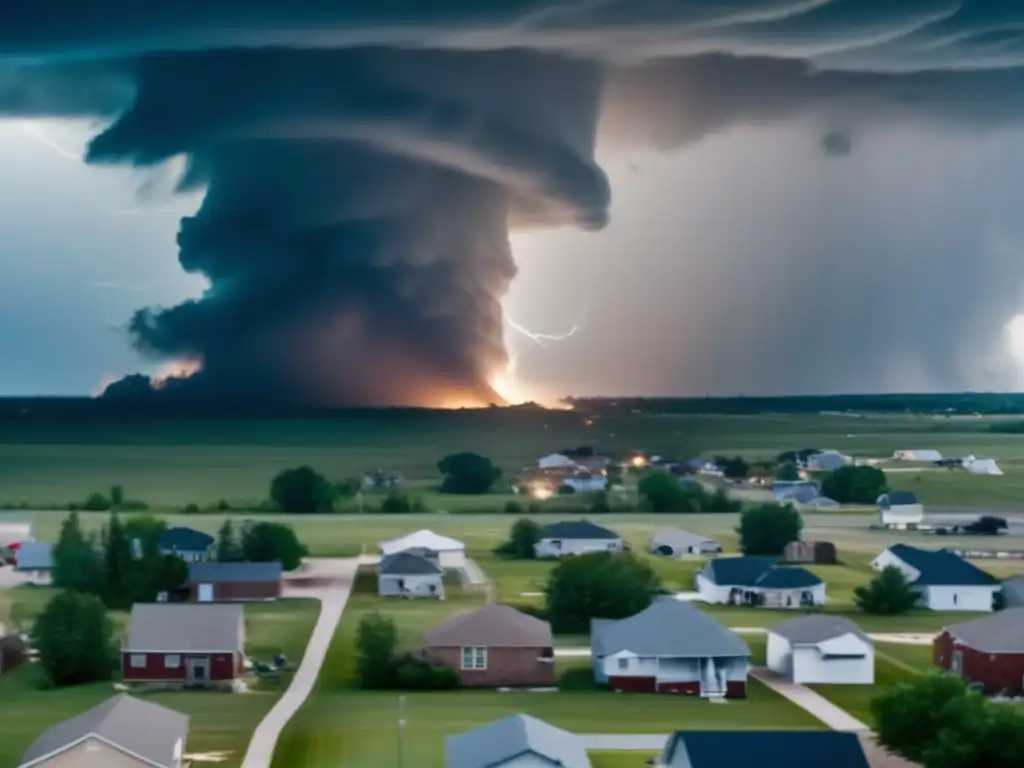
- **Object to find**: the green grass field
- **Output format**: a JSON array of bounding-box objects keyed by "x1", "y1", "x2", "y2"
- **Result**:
[
  {"x1": 589, "y1": 753, "x2": 659, "y2": 767},
  {"x1": 0, "y1": 598, "x2": 319, "y2": 768}
]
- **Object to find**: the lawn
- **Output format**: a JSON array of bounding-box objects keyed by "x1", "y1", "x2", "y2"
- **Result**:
[
  {"x1": 0, "y1": 598, "x2": 320, "y2": 768},
  {"x1": 589, "y1": 753, "x2": 659, "y2": 767}
]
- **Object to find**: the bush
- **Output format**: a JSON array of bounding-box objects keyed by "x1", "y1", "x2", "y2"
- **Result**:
[
  {"x1": 504, "y1": 500, "x2": 525, "y2": 515},
  {"x1": 638, "y1": 472, "x2": 739, "y2": 513},
  {"x1": 854, "y1": 566, "x2": 920, "y2": 615},
  {"x1": 393, "y1": 654, "x2": 459, "y2": 690},
  {"x1": 182, "y1": 503, "x2": 201, "y2": 514},
  {"x1": 437, "y1": 452, "x2": 502, "y2": 494},
  {"x1": 216, "y1": 499, "x2": 231, "y2": 511},
  {"x1": 34, "y1": 591, "x2": 116, "y2": 687},
  {"x1": 588, "y1": 492, "x2": 611, "y2": 514},
  {"x1": 737, "y1": 503, "x2": 803, "y2": 555},
  {"x1": 544, "y1": 552, "x2": 661, "y2": 634},
  {"x1": 83, "y1": 492, "x2": 111, "y2": 512},
  {"x1": 820, "y1": 465, "x2": 888, "y2": 504},
  {"x1": 493, "y1": 518, "x2": 541, "y2": 559},
  {"x1": 380, "y1": 493, "x2": 413, "y2": 514},
  {"x1": 119, "y1": 499, "x2": 149, "y2": 511},
  {"x1": 355, "y1": 614, "x2": 457, "y2": 690},
  {"x1": 240, "y1": 520, "x2": 308, "y2": 571},
  {"x1": 270, "y1": 466, "x2": 335, "y2": 513}
]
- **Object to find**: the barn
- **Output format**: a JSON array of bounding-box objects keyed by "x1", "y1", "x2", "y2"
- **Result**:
[
  {"x1": 933, "y1": 608, "x2": 1024, "y2": 695},
  {"x1": 187, "y1": 561, "x2": 283, "y2": 602}
]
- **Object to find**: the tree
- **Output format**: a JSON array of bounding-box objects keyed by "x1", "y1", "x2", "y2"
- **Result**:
[
  {"x1": 494, "y1": 518, "x2": 541, "y2": 559},
  {"x1": 33, "y1": 591, "x2": 115, "y2": 687},
  {"x1": 215, "y1": 519, "x2": 244, "y2": 562},
  {"x1": 101, "y1": 512, "x2": 132, "y2": 602},
  {"x1": 736, "y1": 503, "x2": 803, "y2": 555},
  {"x1": 638, "y1": 471, "x2": 692, "y2": 512},
  {"x1": 380, "y1": 492, "x2": 413, "y2": 514},
  {"x1": 270, "y1": 466, "x2": 335, "y2": 513},
  {"x1": 589, "y1": 491, "x2": 611, "y2": 514},
  {"x1": 437, "y1": 452, "x2": 502, "y2": 494},
  {"x1": 109, "y1": 485, "x2": 125, "y2": 509},
  {"x1": 544, "y1": 552, "x2": 661, "y2": 634},
  {"x1": 854, "y1": 566, "x2": 920, "y2": 615},
  {"x1": 775, "y1": 461, "x2": 800, "y2": 481},
  {"x1": 83, "y1": 491, "x2": 111, "y2": 512},
  {"x1": 240, "y1": 521, "x2": 308, "y2": 571},
  {"x1": 121, "y1": 553, "x2": 189, "y2": 606},
  {"x1": 121, "y1": 514, "x2": 167, "y2": 552},
  {"x1": 355, "y1": 612, "x2": 399, "y2": 689},
  {"x1": 714, "y1": 455, "x2": 750, "y2": 480},
  {"x1": 52, "y1": 512, "x2": 103, "y2": 594},
  {"x1": 820, "y1": 465, "x2": 888, "y2": 504}
]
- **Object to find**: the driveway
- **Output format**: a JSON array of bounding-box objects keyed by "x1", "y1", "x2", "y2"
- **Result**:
[
  {"x1": 750, "y1": 668, "x2": 869, "y2": 731},
  {"x1": 239, "y1": 557, "x2": 359, "y2": 768},
  {"x1": 578, "y1": 734, "x2": 668, "y2": 751}
]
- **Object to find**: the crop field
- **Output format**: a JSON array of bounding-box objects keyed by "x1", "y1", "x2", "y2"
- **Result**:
[{"x1": 1, "y1": 411, "x2": 1024, "y2": 508}]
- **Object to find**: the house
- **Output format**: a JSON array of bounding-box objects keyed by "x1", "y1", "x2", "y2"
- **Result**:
[
  {"x1": 539, "y1": 447, "x2": 609, "y2": 473},
  {"x1": 378, "y1": 552, "x2": 445, "y2": 599},
  {"x1": 773, "y1": 481, "x2": 819, "y2": 504},
  {"x1": 1002, "y1": 575, "x2": 1024, "y2": 607},
  {"x1": 122, "y1": 603, "x2": 245, "y2": 684},
  {"x1": 362, "y1": 468, "x2": 402, "y2": 489},
  {"x1": 933, "y1": 609, "x2": 1024, "y2": 695},
  {"x1": 871, "y1": 543, "x2": 1000, "y2": 611},
  {"x1": 18, "y1": 694, "x2": 187, "y2": 768},
  {"x1": 15, "y1": 540, "x2": 53, "y2": 581},
  {"x1": 806, "y1": 450, "x2": 846, "y2": 472},
  {"x1": 767, "y1": 615, "x2": 874, "y2": 684},
  {"x1": 379, "y1": 529, "x2": 466, "y2": 570},
  {"x1": 446, "y1": 714, "x2": 590, "y2": 768},
  {"x1": 591, "y1": 598, "x2": 750, "y2": 697},
  {"x1": 876, "y1": 491, "x2": 924, "y2": 529},
  {"x1": 696, "y1": 556, "x2": 826, "y2": 608},
  {"x1": 423, "y1": 603, "x2": 555, "y2": 687},
  {"x1": 534, "y1": 520, "x2": 623, "y2": 558},
  {"x1": 157, "y1": 526, "x2": 214, "y2": 563},
  {"x1": 962, "y1": 456, "x2": 1003, "y2": 476},
  {"x1": 784, "y1": 540, "x2": 838, "y2": 565},
  {"x1": 894, "y1": 449, "x2": 943, "y2": 462},
  {"x1": 658, "y1": 731, "x2": 871, "y2": 768},
  {"x1": 649, "y1": 529, "x2": 722, "y2": 557},
  {"x1": 187, "y1": 561, "x2": 282, "y2": 602},
  {"x1": 559, "y1": 473, "x2": 607, "y2": 493}
]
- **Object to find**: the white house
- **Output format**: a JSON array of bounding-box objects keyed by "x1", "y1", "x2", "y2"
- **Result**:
[
  {"x1": 696, "y1": 556, "x2": 826, "y2": 609},
  {"x1": 805, "y1": 450, "x2": 846, "y2": 472},
  {"x1": 962, "y1": 456, "x2": 1003, "y2": 476},
  {"x1": 894, "y1": 449, "x2": 943, "y2": 462},
  {"x1": 379, "y1": 529, "x2": 466, "y2": 570},
  {"x1": 539, "y1": 452, "x2": 578, "y2": 470},
  {"x1": 871, "y1": 544, "x2": 1001, "y2": 612},
  {"x1": 767, "y1": 615, "x2": 874, "y2": 684},
  {"x1": 560, "y1": 474, "x2": 607, "y2": 493},
  {"x1": 377, "y1": 552, "x2": 445, "y2": 599},
  {"x1": 649, "y1": 529, "x2": 722, "y2": 557},
  {"x1": 534, "y1": 520, "x2": 622, "y2": 559},
  {"x1": 876, "y1": 491, "x2": 924, "y2": 529}
]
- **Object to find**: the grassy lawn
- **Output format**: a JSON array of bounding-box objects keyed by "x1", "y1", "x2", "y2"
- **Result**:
[
  {"x1": 589, "y1": 753, "x2": 659, "y2": 767},
  {"x1": 0, "y1": 598, "x2": 319, "y2": 768}
]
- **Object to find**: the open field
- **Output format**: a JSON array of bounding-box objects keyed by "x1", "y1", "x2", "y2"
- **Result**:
[
  {"x1": 589, "y1": 754, "x2": 660, "y2": 768},
  {"x1": 0, "y1": 597, "x2": 319, "y2": 768},
  {"x1": 3, "y1": 411, "x2": 1024, "y2": 508}
]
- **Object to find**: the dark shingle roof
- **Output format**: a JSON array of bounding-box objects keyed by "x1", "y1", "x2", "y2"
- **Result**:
[
  {"x1": 887, "y1": 544, "x2": 998, "y2": 586},
  {"x1": 379, "y1": 552, "x2": 442, "y2": 576},
  {"x1": 538, "y1": 520, "x2": 619, "y2": 540},
  {"x1": 158, "y1": 527, "x2": 214, "y2": 552},
  {"x1": 661, "y1": 731, "x2": 870, "y2": 768},
  {"x1": 703, "y1": 556, "x2": 822, "y2": 589},
  {"x1": 591, "y1": 598, "x2": 749, "y2": 658},
  {"x1": 188, "y1": 561, "x2": 282, "y2": 583},
  {"x1": 754, "y1": 566, "x2": 822, "y2": 589},
  {"x1": 880, "y1": 491, "x2": 918, "y2": 506}
]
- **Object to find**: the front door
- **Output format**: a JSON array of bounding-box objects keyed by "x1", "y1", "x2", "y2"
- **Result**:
[
  {"x1": 187, "y1": 656, "x2": 211, "y2": 685},
  {"x1": 198, "y1": 583, "x2": 214, "y2": 602}
]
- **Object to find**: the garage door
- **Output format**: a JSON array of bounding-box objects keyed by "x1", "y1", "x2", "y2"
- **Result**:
[{"x1": 198, "y1": 583, "x2": 214, "y2": 602}]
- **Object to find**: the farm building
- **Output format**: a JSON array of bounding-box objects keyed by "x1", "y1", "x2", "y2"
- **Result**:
[
  {"x1": 696, "y1": 556, "x2": 826, "y2": 609},
  {"x1": 423, "y1": 604, "x2": 555, "y2": 687},
  {"x1": 876, "y1": 491, "x2": 924, "y2": 529},
  {"x1": 773, "y1": 481, "x2": 819, "y2": 505},
  {"x1": 894, "y1": 449, "x2": 943, "y2": 462},
  {"x1": 534, "y1": 520, "x2": 622, "y2": 558},
  {"x1": 378, "y1": 552, "x2": 445, "y2": 599},
  {"x1": 767, "y1": 615, "x2": 874, "y2": 684},
  {"x1": 783, "y1": 540, "x2": 838, "y2": 565},
  {"x1": 186, "y1": 561, "x2": 282, "y2": 602},
  {"x1": 649, "y1": 529, "x2": 722, "y2": 557},
  {"x1": 122, "y1": 603, "x2": 245, "y2": 685},
  {"x1": 446, "y1": 714, "x2": 590, "y2": 768},
  {"x1": 380, "y1": 529, "x2": 466, "y2": 570},
  {"x1": 933, "y1": 609, "x2": 1024, "y2": 695},
  {"x1": 591, "y1": 598, "x2": 750, "y2": 697},
  {"x1": 14, "y1": 540, "x2": 53, "y2": 582},
  {"x1": 962, "y1": 456, "x2": 1003, "y2": 476},
  {"x1": 659, "y1": 731, "x2": 870, "y2": 768},
  {"x1": 871, "y1": 544, "x2": 1001, "y2": 611},
  {"x1": 157, "y1": 527, "x2": 214, "y2": 564},
  {"x1": 17, "y1": 694, "x2": 188, "y2": 768}
]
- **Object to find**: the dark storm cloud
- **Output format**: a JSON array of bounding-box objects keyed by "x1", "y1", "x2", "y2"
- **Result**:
[
  {"x1": 4, "y1": 0, "x2": 1024, "y2": 403},
  {"x1": 821, "y1": 132, "x2": 852, "y2": 156}
]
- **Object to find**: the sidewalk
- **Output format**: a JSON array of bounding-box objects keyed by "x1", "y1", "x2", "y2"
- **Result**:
[{"x1": 750, "y1": 667, "x2": 869, "y2": 731}]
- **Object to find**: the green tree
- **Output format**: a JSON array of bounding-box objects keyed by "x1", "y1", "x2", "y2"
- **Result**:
[
  {"x1": 240, "y1": 521, "x2": 308, "y2": 571},
  {"x1": 380, "y1": 492, "x2": 413, "y2": 514},
  {"x1": 83, "y1": 491, "x2": 111, "y2": 512},
  {"x1": 775, "y1": 461, "x2": 800, "y2": 481},
  {"x1": 544, "y1": 552, "x2": 661, "y2": 634},
  {"x1": 355, "y1": 612, "x2": 399, "y2": 689},
  {"x1": 637, "y1": 471, "x2": 691, "y2": 512},
  {"x1": 854, "y1": 566, "x2": 920, "y2": 615},
  {"x1": 52, "y1": 512, "x2": 103, "y2": 594},
  {"x1": 215, "y1": 519, "x2": 243, "y2": 562},
  {"x1": 494, "y1": 518, "x2": 541, "y2": 559},
  {"x1": 588, "y1": 491, "x2": 612, "y2": 514},
  {"x1": 270, "y1": 466, "x2": 335, "y2": 513},
  {"x1": 102, "y1": 512, "x2": 132, "y2": 601},
  {"x1": 33, "y1": 591, "x2": 115, "y2": 687},
  {"x1": 121, "y1": 514, "x2": 167, "y2": 553},
  {"x1": 109, "y1": 485, "x2": 125, "y2": 509},
  {"x1": 736, "y1": 503, "x2": 803, "y2": 555},
  {"x1": 437, "y1": 452, "x2": 502, "y2": 494},
  {"x1": 714, "y1": 455, "x2": 750, "y2": 480},
  {"x1": 820, "y1": 465, "x2": 888, "y2": 504}
]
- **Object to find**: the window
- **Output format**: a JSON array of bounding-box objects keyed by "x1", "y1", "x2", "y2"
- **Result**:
[
  {"x1": 551, "y1": 540, "x2": 562, "y2": 549},
  {"x1": 952, "y1": 650, "x2": 963, "y2": 674},
  {"x1": 130, "y1": 654, "x2": 147, "y2": 668},
  {"x1": 165, "y1": 654, "x2": 181, "y2": 669},
  {"x1": 953, "y1": 593, "x2": 958, "y2": 606},
  {"x1": 461, "y1": 646, "x2": 487, "y2": 670},
  {"x1": 617, "y1": 657, "x2": 629, "y2": 671}
]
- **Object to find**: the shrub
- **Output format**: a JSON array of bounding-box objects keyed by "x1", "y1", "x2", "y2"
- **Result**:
[
  {"x1": 270, "y1": 466, "x2": 335, "y2": 513},
  {"x1": 493, "y1": 518, "x2": 541, "y2": 559},
  {"x1": 182, "y1": 503, "x2": 201, "y2": 515},
  {"x1": 34, "y1": 591, "x2": 116, "y2": 687},
  {"x1": 380, "y1": 493, "x2": 413, "y2": 514},
  {"x1": 737, "y1": 503, "x2": 803, "y2": 555},
  {"x1": 504, "y1": 500, "x2": 525, "y2": 515},
  {"x1": 83, "y1": 492, "x2": 111, "y2": 512},
  {"x1": 216, "y1": 499, "x2": 231, "y2": 511},
  {"x1": 240, "y1": 520, "x2": 308, "y2": 571},
  {"x1": 820, "y1": 465, "x2": 888, "y2": 504},
  {"x1": 854, "y1": 566, "x2": 920, "y2": 615},
  {"x1": 437, "y1": 452, "x2": 502, "y2": 494}
]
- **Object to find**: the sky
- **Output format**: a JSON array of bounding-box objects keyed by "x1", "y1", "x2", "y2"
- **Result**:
[{"x1": 4, "y1": 2, "x2": 1024, "y2": 405}]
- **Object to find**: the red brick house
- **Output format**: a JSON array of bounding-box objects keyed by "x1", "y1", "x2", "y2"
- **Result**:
[
  {"x1": 933, "y1": 608, "x2": 1024, "y2": 695},
  {"x1": 122, "y1": 603, "x2": 245, "y2": 685},
  {"x1": 187, "y1": 561, "x2": 283, "y2": 602},
  {"x1": 422, "y1": 604, "x2": 556, "y2": 687}
]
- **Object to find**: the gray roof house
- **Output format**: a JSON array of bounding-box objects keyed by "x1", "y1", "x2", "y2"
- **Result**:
[
  {"x1": 659, "y1": 731, "x2": 870, "y2": 768},
  {"x1": 649, "y1": 529, "x2": 722, "y2": 558},
  {"x1": 1003, "y1": 575, "x2": 1024, "y2": 607},
  {"x1": 534, "y1": 520, "x2": 623, "y2": 559},
  {"x1": 446, "y1": 714, "x2": 591, "y2": 768},
  {"x1": 591, "y1": 598, "x2": 751, "y2": 697},
  {"x1": 767, "y1": 615, "x2": 875, "y2": 684},
  {"x1": 15, "y1": 541, "x2": 53, "y2": 572},
  {"x1": 378, "y1": 552, "x2": 445, "y2": 599},
  {"x1": 18, "y1": 694, "x2": 188, "y2": 768}
]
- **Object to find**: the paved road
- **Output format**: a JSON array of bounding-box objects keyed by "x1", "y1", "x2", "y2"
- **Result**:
[
  {"x1": 239, "y1": 557, "x2": 359, "y2": 768},
  {"x1": 750, "y1": 668, "x2": 869, "y2": 731}
]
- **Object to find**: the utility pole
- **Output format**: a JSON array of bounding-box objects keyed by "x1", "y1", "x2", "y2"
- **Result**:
[{"x1": 397, "y1": 695, "x2": 407, "y2": 768}]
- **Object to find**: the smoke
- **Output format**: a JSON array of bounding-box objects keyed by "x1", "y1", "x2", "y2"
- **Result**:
[{"x1": 4, "y1": 1, "x2": 1024, "y2": 403}]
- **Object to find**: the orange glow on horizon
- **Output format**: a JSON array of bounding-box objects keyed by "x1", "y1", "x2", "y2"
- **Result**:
[{"x1": 153, "y1": 357, "x2": 202, "y2": 388}]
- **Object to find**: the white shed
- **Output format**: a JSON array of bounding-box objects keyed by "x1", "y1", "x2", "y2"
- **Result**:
[
  {"x1": 534, "y1": 520, "x2": 622, "y2": 559},
  {"x1": 766, "y1": 615, "x2": 874, "y2": 684},
  {"x1": 379, "y1": 529, "x2": 466, "y2": 570},
  {"x1": 876, "y1": 491, "x2": 924, "y2": 529},
  {"x1": 894, "y1": 449, "x2": 943, "y2": 462},
  {"x1": 962, "y1": 456, "x2": 1003, "y2": 476},
  {"x1": 561, "y1": 475, "x2": 607, "y2": 493}
]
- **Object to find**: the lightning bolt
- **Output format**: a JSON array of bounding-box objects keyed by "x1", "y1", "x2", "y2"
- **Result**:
[{"x1": 504, "y1": 310, "x2": 587, "y2": 348}]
